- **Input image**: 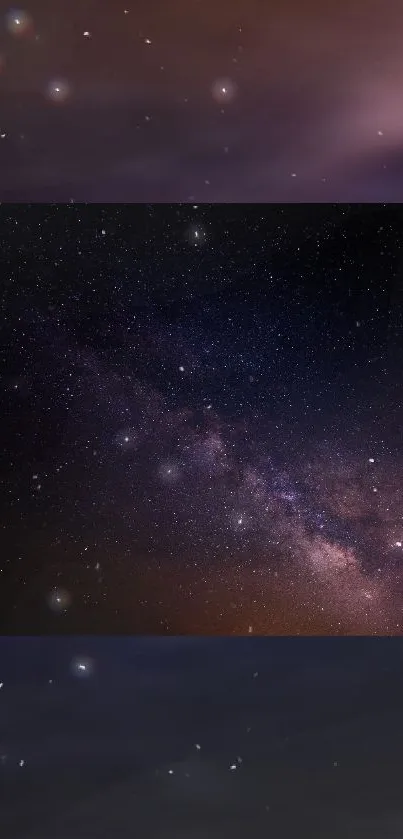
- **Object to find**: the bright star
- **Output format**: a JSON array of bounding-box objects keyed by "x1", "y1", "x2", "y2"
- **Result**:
[{"x1": 211, "y1": 78, "x2": 237, "y2": 104}]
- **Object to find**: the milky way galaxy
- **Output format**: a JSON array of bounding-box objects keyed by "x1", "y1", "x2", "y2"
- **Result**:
[{"x1": 2, "y1": 203, "x2": 403, "y2": 634}]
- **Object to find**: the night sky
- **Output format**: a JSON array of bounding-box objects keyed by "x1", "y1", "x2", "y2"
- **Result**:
[
  {"x1": 2, "y1": 202, "x2": 403, "y2": 634},
  {"x1": 3, "y1": 1, "x2": 403, "y2": 201},
  {"x1": 2, "y1": 637, "x2": 403, "y2": 839}
]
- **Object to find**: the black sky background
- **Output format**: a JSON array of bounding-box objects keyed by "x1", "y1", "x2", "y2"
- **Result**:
[
  {"x1": 2, "y1": 1, "x2": 403, "y2": 200},
  {"x1": 2, "y1": 637, "x2": 403, "y2": 838}
]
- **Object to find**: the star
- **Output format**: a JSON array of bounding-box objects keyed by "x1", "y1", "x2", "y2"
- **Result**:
[
  {"x1": 46, "y1": 80, "x2": 71, "y2": 103},
  {"x1": 71, "y1": 657, "x2": 94, "y2": 677},
  {"x1": 47, "y1": 588, "x2": 71, "y2": 613},
  {"x1": 211, "y1": 78, "x2": 237, "y2": 104},
  {"x1": 6, "y1": 9, "x2": 32, "y2": 36}
]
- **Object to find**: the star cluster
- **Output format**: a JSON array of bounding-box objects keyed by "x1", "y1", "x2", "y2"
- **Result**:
[
  {"x1": 2, "y1": 203, "x2": 403, "y2": 634},
  {"x1": 2, "y1": 2, "x2": 403, "y2": 200}
]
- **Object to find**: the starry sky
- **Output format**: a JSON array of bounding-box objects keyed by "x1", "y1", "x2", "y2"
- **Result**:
[
  {"x1": 2, "y1": 202, "x2": 403, "y2": 635},
  {"x1": 3, "y1": 1, "x2": 403, "y2": 201},
  {"x1": 2, "y1": 636, "x2": 403, "y2": 839}
]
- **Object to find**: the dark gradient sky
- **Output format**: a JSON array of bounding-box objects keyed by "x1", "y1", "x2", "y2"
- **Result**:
[
  {"x1": 2, "y1": 637, "x2": 403, "y2": 839},
  {"x1": 2, "y1": 1, "x2": 403, "y2": 200},
  {"x1": 2, "y1": 203, "x2": 403, "y2": 634}
]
